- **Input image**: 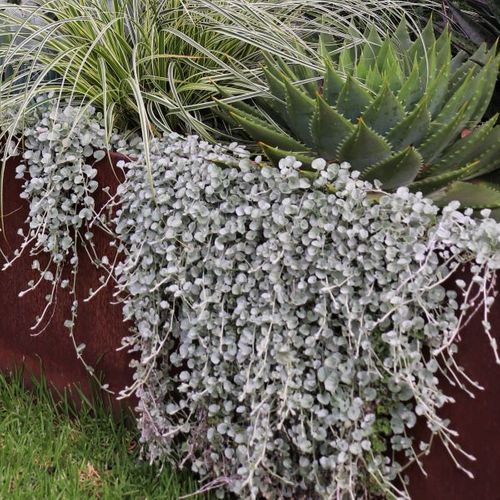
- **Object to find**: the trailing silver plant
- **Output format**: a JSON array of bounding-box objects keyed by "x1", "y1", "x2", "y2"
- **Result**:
[
  {"x1": 3, "y1": 97, "x2": 132, "y2": 387},
  {"x1": 114, "y1": 135, "x2": 500, "y2": 499},
  {"x1": 6, "y1": 102, "x2": 500, "y2": 498}
]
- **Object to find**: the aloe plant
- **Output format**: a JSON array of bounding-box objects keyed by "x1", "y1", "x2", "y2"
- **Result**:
[
  {"x1": 435, "y1": 0, "x2": 500, "y2": 119},
  {"x1": 219, "y1": 19, "x2": 500, "y2": 213}
]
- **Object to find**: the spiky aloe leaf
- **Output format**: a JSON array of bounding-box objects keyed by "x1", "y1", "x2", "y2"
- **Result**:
[
  {"x1": 416, "y1": 40, "x2": 438, "y2": 84},
  {"x1": 264, "y1": 53, "x2": 298, "y2": 83},
  {"x1": 262, "y1": 66, "x2": 288, "y2": 118},
  {"x1": 386, "y1": 96, "x2": 431, "y2": 150},
  {"x1": 362, "y1": 83, "x2": 405, "y2": 136},
  {"x1": 256, "y1": 56, "x2": 292, "y2": 123},
  {"x1": 447, "y1": 43, "x2": 488, "y2": 97},
  {"x1": 423, "y1": 29, "x2": 451, "y2": 82},
  {"x1": 435, "y1": 25, "x2": 452, "y2": 65},
  {"x1": 319, "y1": 33, "x2": 334, "y2": 61},
  {"x1": 362, "y1": 24, "x2": 383, "y2": 46},
  {"x1": 427, "y1": 115, "x2": 498, "y2": 175},
  {"x1": 356, "y1": 47, "x2": 376, "y2": 82},
  {"x1": 425, "y1": 43, "x2": 452, "y2": 117},
  {"x1": 218, "y1": 18, "x2": 500, "y2": 213},
  {"x1": 338, "y1": 39, "x2": 355, "y2": 74},
  {"x1": 430, "y1": 181, "x2": 500, "y2": 208},
  {"x1": 397, "y1": 58, "x2": 425, "y2": 110},
  {"x1": 229, "y1": 108, "x2": 307, "y2": 152},
  {"x1": 361, "y1": 146, "x2": 422, "y2": 189},
  {"x1": 419, "y1": 102, "x2": 470, "y2": 164},
  {"x1": 336, "y1": 75, "x2": 373, "y2": 122},
  {"x1": 259, "y1": 143, "x2": 314, "y2": 168},
  {"x1": 284, "y1": 80, "x2": 315, "y2": 146},
  {"x1": 213, "y1": 90, "x2": 263, "y2": 120},
  {"x1": 292, "y1": 63, "x2": 318, "y2": 99},
  {"x1": 431, "y1": 47, "x2": 497, "y2": 131},
  {"x1": 463, "y1": 127, "x2": 500, "y2": 178},
  {"x1": 365, "y1": 64, "x2": 384, "y2": 94},
  {"x1": 323, "y1": 61, "x2": 344, "y2": 107},
  {"x1": 421, "y1": 15, "x2": 438, "y2": 49},
  {"x1": 383, "y1": 56, "x2": 405, "y2": 93},
  {"x1": 408, "y1": 16, "x2": 436, "y2": 61},
  {"x1": 468, "y1": 49, "x2": 500, "y2": 126},
  {"x1": 427, "y1": 70, "x2": 452, "y2": 119},
  {"x1": 410, "y1": 161, "x2": 479, "y2": 194},
  {"x1": 311, "y1": 95, "x2": 355, "y2": 160},
  {"x1": 431, "y1": 67, "x2": 476, "y2": 129},
  {"x1": 356, "y1": 26, "x2": 383, "y2": 80},
  {"x1": 450, "y1": 50, "x2": 468, "y2": 74},
  {"x1": 338, "y1": 119, "x2": 392, "y2": 172},
  {"x1": 375, "y1": 39, "x2": 396, "y2": 73},
  {"x1": 365, "y1": 24, "x2": 383, "y2": 45},
  {"x1": 394, "y1": 16, "x2": 413, "y2": 55}
]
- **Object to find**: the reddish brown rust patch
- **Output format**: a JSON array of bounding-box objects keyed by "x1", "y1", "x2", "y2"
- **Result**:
[{"x1": 406, "y1": 269, "x2": 500, "y2": 499}]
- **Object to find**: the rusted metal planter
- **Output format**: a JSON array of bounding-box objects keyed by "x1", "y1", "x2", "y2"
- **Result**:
[
  {"x1": 406, "y1": 278, "x2": 500, "y2": 499},
  {"x1": 0, "y1": 152, "x2": 134, "y2": 408},
  {"x1": 0, "y1": 153, "x2": 500, "y2": 495}
]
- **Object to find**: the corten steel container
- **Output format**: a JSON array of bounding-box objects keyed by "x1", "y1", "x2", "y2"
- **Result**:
[
  {"x1": 1, "y1": 153, "x2": 500, "y2": 495},
  {"x1": 406, "y1": 275, "x2": 500, "y2": 500},
  {"x1": 0, "y1": 152, "x2": 134, "y2": 409}
]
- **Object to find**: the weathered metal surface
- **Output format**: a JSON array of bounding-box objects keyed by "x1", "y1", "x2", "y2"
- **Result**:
[
  {"x1": 0, "y1": 153, "x2": 135, "y2": 408},
  {"x1": 406, "y1": 272, "x2": 500, "y2": 499}
]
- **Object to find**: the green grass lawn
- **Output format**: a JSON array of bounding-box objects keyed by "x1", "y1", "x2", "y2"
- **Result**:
[{"x1": 0, "y1": 373, "x2": 200, "y2": 499}]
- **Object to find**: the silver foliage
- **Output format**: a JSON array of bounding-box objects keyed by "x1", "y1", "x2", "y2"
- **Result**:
[
  {"x1": 8, "y1": 101, "x2": 500, "y2": 498},
  {"x1": 114, "y1": 135, "x2": 500, "y2": 499},
  {"x1": 4, "y1": 98, "x2": 128, "y2": 382}
]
